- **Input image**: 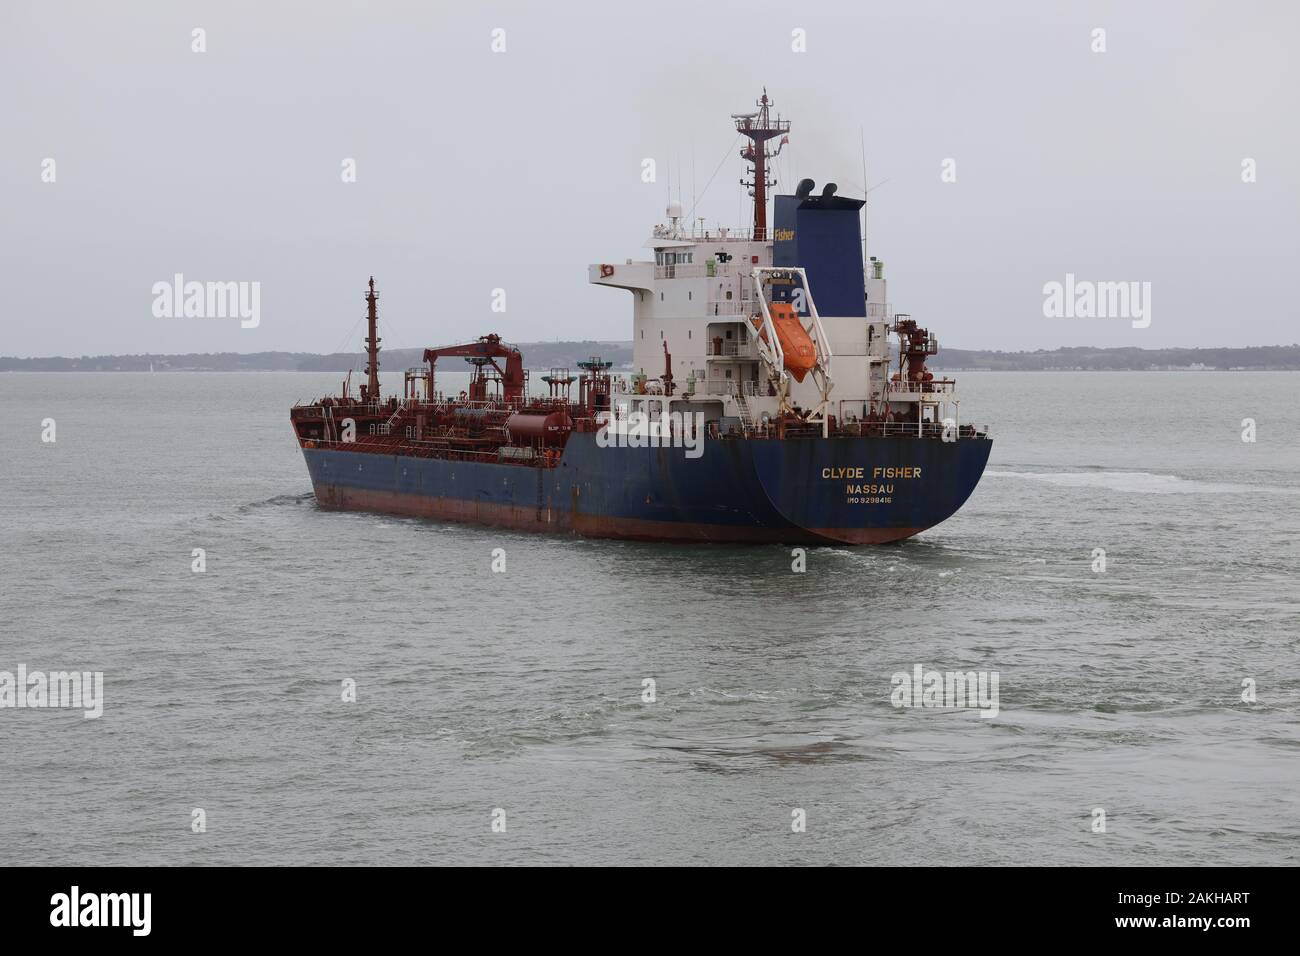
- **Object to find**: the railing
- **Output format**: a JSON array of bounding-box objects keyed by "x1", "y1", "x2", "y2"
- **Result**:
[
  {"x1": 652, "y1": 225, "x2": 758, "y2": 242},
  {"x1": 291, "y1": 401, "x2": 383, "y2": 416},
  {"x1": 702, "y1": 379, "x2": 762, "y2": 397},
  {"x1": 711, "y1": 340, "x2": 757, "y2": 358},
  {"x1": 705, "y1": 301, "x2": 752, "y2": 316},
  {"x1": 654, "y1": 264, "x2": 708, "y2": 280},
  {"x1": 698, "y1": 227, "x2": 757, "y2": 241},
  {"x1": 299, "y1": 417, "x2": 989, "y2": 452},
  {"x1": 733, "y1": 388, "x2": 754, "y2": 429},
  {"x1": 656, "y1": 261, "x2": 761, "y2": 280},
  {"x1": 886, "y1": 380, "x2": 956, "y2": 395},
  {"x1": 297, "y1": 434, "x2": 562, "y2": 467},
  {"x1": 833, "y1": 420, "x2": 991, "y2": 439}
]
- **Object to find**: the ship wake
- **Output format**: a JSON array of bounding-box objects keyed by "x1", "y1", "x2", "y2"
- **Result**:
[{"x1": 985, "y1": 470, "x2": 1300, "y2": 495}]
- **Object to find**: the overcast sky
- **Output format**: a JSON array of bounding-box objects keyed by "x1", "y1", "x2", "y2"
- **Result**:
[{"x1": 2, "y1": 0, "x2": 1296, "y2": 357}]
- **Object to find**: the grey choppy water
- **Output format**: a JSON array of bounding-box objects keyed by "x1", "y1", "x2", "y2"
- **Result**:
[{"x1": 1, "y1": 371, "x2": 1297, "y2": 865}]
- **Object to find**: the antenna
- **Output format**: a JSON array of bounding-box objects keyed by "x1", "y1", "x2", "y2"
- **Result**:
[
  {"x1": 860, "y1": 128, "x2": 869, "y2": 267},
  {"x1": 665, "y1": 147, "x2": 671, "y2": 210},
  {"x1": 691, "y1": 144, "x2": 696, "y2": 232}
]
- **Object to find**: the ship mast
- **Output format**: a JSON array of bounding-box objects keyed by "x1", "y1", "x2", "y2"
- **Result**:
[
  {"x1": 734, "y1": 89, "x2": 790, "y2": 241},
  {"x1": 363, "y1": 276, "x2": 381, "y2": 402}
]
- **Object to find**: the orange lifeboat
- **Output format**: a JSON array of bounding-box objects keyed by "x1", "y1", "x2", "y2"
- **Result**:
[{"x1": 751, "y1": 302, "x2": 817, "y2": 382}]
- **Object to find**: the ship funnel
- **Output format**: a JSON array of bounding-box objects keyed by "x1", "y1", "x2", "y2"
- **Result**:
[{"x1": 774, "y1": 180, "x2": 867, "y2": 317}]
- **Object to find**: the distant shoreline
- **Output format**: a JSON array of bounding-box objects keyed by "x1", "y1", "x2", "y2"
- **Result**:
[
  {"x1": 2, "y1": 343, "x2": 1298, "y2": 372},
  {"x1": 7, "y1": 367, "x2": 1300, "y2": 374}
]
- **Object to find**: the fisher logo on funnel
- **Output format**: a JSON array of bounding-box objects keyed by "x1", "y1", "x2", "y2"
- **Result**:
[{"x1": 595, "y1": 408, "x2": 705, "y2": 459}]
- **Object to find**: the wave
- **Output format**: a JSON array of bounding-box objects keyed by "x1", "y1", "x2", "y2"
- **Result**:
[
  {"x1": 227, "y1": 492, "x2": 317, "y2": 517},
  {"x1": 246, "y1": 492, "x2": 317, "y2": 508}
]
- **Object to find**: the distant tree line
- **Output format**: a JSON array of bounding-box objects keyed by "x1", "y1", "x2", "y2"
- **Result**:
[
  {"x1": 0, "y1": 341, "x2": 635, "y2": 372},
  {"x1": 929, "y1": 345, "x2": 1300, "y2": 371},
  {"x1": 3, "y1": 343, "x2": 1298, "y2": 372}
]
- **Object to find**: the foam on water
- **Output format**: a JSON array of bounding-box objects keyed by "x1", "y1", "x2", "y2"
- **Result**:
[{"x1": 985, "y1": 469, "x2": 1300, "y2": 495}]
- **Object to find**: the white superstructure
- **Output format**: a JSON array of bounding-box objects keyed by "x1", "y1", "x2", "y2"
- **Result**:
[{"x1": 587, "y1": 91, "x2": 962, "y2": 439}]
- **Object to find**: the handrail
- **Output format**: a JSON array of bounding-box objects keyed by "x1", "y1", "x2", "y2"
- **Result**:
[
  {"x1": 711, "y1": 340, "x2": 757, "y2": 358},
  {"x1": 652, "y1": 225, "x2": 762, "y2": 242},
  {"x1": 886, "y1": 380, "x2": 957, "y2": 395}
]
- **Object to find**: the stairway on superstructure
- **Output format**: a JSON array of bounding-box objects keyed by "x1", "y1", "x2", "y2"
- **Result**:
[{"x1": 733, "y1": 386, "x2": 755, "y2": 432}]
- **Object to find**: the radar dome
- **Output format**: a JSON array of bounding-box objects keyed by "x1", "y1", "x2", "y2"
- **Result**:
[{"x1": 666, "y1": 199, "x2": 684, "y2": 219}]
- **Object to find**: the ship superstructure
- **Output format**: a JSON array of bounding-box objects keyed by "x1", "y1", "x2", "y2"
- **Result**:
[
  {"x1": 593, "y1": 91, "x2": 965, "y2": 442},
  {"x1": 290, "y1": 92, "x2": 991, "y2": 544}
]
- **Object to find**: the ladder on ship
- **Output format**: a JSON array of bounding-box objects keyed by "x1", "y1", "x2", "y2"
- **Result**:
[
  {"x1": 733, "y1": 386, "x2": 755, "y2": 433},
  {"x1": 376, "y1": 399, "x2": 408, "y2": 436}
]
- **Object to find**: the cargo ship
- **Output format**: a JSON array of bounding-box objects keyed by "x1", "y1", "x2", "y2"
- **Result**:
[{"x1": 290, "y1": 91, "x2": 991, "y2": 544}]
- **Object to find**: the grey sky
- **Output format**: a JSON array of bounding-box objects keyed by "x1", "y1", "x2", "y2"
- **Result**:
[{"x1": 2, "y1": 0, "x2": 1296, "y2": 357}]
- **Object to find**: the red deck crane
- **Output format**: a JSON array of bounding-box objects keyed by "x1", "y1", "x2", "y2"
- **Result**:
[{"x1": 422, "y1": 333, "x2": 526, "y2": 404}]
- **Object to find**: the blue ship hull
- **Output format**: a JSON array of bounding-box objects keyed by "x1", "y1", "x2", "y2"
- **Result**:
[{"x1": 302, "y1": 433, "x2": 991, "y2": 544}]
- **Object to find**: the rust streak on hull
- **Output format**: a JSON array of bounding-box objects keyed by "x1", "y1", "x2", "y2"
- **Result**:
[{"x1": 311, "y1": 483, "x2": 893, "y2": 545}]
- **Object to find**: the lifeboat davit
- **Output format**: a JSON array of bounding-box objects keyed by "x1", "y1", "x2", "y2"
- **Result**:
[{"x1": 751, "y1": 302, "x2": 817, "y2": 382}]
